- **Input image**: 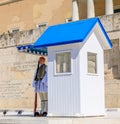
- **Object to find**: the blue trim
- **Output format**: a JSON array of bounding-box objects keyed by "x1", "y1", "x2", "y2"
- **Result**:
[
  {"x1": 97, "y1": 18, "x2": 113, "y2": 48},
  {"x1": 33, "y1": 39, "x2": 83, "y2": 48}
]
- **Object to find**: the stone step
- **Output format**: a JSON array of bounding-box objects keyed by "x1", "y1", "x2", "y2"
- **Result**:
[{"x1": 0, "y1": 116, "x2": 47, "y2": 124}]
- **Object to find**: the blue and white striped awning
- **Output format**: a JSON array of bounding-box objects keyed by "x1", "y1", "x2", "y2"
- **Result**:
[{"x1": 17, "y1": 44, "x2": 48, "y2": 56}]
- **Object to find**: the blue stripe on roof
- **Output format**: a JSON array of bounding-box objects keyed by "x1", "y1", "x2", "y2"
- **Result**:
[{"x1": 33, "y1": 18, "x2": 99, "y2": 48}]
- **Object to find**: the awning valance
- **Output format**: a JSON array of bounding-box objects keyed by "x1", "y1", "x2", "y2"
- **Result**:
[{"x1": 17, "y1": 44, "x2": 47, "y2": 56}]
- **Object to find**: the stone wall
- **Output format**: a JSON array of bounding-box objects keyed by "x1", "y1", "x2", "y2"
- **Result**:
[
  {"x1": 0, "y1": 13, "x2": 120, "y2": 109},
  {"x1": 0, "y1": 47, "x2": 37, "y2": 109},
  {"x1": 0, "y1": 28, "x2": 45, "y2": 109},
  {"x1": 100, "y1": 13, "x2": 120, "y2": 108}
]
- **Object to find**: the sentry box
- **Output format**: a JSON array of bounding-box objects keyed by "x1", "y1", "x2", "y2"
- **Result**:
[{"x1": 17, "y1": 18, "x2": 112, "y2": 117}]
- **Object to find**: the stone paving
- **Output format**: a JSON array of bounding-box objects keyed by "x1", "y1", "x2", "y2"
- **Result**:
[{"x1": 0, "y1": 110, "x2": 120, "y2": 124}]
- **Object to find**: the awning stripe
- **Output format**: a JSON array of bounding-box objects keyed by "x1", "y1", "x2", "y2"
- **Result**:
[{"x1": 17, "y1": 44, "x2": 48, "y2": 56}]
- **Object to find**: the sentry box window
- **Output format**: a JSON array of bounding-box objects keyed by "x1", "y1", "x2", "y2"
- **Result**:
[
  {"x1": 55, "y1": 51, "x2": 71, "y2": 74},
  {"x1": 88, "y1": 52, "x2": 97, "y2": 74}
]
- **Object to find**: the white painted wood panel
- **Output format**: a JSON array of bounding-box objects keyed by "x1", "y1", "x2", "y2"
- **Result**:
[
  {"x1": 48, "y1": 43, "x2": 83, "y2": 116},
  {"x1": 80, "y1": 32, "x2": 105, "y2": 116}
]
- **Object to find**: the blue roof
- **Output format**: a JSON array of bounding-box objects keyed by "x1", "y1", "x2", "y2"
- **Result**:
[
  {"x1": 33, "y1": 17, "x2": 112, "y2": 48},
  {"x1": 17, "y1": 17, "x2": 112, "y2": 55}
]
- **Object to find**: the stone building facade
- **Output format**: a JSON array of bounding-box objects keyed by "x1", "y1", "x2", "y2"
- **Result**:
[
  {"x1": 0, "y1": 0, "x2": 72, "y2": 34},
  {"x1": 0, "y1": 0, "x2": 120, "y2": 110}
]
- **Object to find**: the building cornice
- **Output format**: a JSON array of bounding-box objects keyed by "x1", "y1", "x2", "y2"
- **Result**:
[{"x1": 0, "y1": 0, "x2": 23, "y2": 6}]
